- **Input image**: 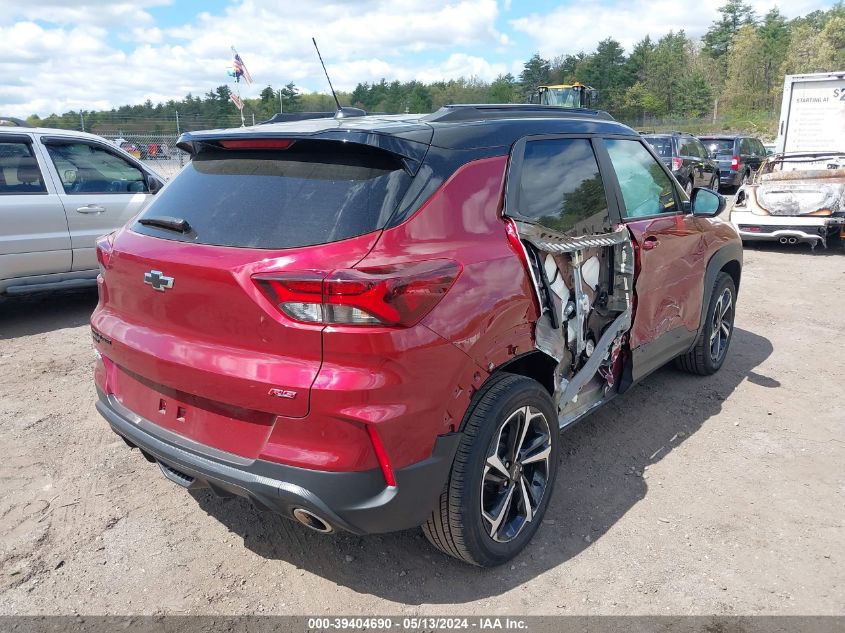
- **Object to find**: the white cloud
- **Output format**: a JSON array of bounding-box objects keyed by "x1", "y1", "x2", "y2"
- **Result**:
[
  {"x1": 511, "y1": 0, "x2": 833, "y2": 57},
  {"x1": 1, "y1": 0, "x2": 508, "y2": 117}
]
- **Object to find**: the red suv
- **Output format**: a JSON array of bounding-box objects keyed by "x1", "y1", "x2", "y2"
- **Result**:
[{"x1": 92, "y1": 105, "x2": 742, "y2": 566}]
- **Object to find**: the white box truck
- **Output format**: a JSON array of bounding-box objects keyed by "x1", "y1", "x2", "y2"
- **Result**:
[{"x1": 731, "y1": 71, "x2": 845, "y2": 248}]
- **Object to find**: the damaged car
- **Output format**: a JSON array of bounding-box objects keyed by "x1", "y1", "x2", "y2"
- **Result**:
[
  {"x1": 731, "y1": 151, "x2": 845, "y2": 249},
  {"x1": 91, "y1": 104, "x2": 742, "y2": 567}
]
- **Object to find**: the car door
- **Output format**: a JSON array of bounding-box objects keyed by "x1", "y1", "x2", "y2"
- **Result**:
[
  {"x1": 600, "y1": 137, "x2": 710, "y2": 381},
  {"x1": 41, "y1": 138, "x2": 152, "y2": 271},
  {"x1": 678, "y1": 137, "x2": 700, "y2": 188},
  {"x1": 0, "y1": 135, "x2": 71, "y2": 281},
  {"x1": 693, "y1": 138, "x2": 717, "y2": 188}
]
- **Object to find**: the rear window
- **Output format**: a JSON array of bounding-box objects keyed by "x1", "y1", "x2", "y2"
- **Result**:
[
  {"x1": 643, "y1": 136, "x2": 673, "y2": 158},
  {"x1": 701, "y1": 138, "x2": 735, "y2": 156},
  {"x1": 132, "y1": 141, "x2": 412, "y2": 249}
]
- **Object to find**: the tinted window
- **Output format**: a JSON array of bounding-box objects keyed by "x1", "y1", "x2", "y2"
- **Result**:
[
  {"x1": 679, "y1": 138, "x2": 697, "y2": 157},
  {"x1": 46, "y1": 142, "x2": 147, "y2": 194},
  {"x1": 606, "y1": 139, "x2": 678, "y2": 219},
  {"x1": 0, "y1": 141, "x2": 47, "y2": 194},
  {"x1": 701, "y1": 138, "x2": 736, "y2": 157},
  {"x1": 739, "y1": 138, "x2": 752, "y2": 155},
  {"x1": 693, "y1": 139, "x2": 708, "y2": 159},
  {"x1": 133, "y1": 141, "x2": 412, "y2": 249},
  {"x1": 644, "y1": 136, "x2": 673, "y2": 158},
  {"x1": 514, "y1": 138, "x2": 609, "y2": 235}
]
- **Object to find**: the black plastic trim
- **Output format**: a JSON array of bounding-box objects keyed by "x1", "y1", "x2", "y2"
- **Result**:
[{"x1": 95, "y1": 390, "x2": 460, "y2": 535}]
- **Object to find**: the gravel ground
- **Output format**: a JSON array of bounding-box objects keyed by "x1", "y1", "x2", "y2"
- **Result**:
[{"x1": 0, "y1": 243, "x2": 842, "y2": 616}]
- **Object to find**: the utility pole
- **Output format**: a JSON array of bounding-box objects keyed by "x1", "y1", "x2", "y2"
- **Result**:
[
  {"x1": 79, "y1": 111, "x2": 85, "y2": 132},
  {"x1": 252, "y1": 113, "x2": 255, "y2": 126},
  {"x1": 278, "y1": 88, "x2": 283, "y2": 113},
  {"x1": 175, "y1": 109, "x2": 181, "y2": 135}
]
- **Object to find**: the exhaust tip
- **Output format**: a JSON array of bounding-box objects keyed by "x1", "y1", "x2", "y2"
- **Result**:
[
  {"x1": 292, "y1": 507, "x2": 333, "y2": 534},
  {"x1": 788, "y1": 237, "x2": 798, "y2": 244},
  {"x1": 779, "y1": 237, "x2": 788, "y2": 244}
]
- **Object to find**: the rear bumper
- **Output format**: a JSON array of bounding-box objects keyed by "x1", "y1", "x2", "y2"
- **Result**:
[
  {"x1": 719, "y1": 170, "x2": 741, "y2": 187},
  {"x1": 732, "y1": 211, "x2": 845, "y2": 243},
  {"x1": 96, "y1": 389, "x2": 460, "y2": 535}
]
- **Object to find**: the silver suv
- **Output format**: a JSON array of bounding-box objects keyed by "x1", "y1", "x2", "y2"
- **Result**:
[{"x1": 0, "y1": 120, "x2": 165, "y2": 295}]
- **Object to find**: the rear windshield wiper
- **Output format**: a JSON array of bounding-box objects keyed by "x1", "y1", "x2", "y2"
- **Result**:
[{"x1": 138, "y1": 216, "x2": 192, "y2": 233}]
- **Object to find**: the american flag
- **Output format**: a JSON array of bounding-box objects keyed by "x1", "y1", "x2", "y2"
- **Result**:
[
  {"x1": 232, "y1": 51, "x2": 253, "y2": 85},
  {"x1": 229, "y1": 93, "x2": 244, "y2": 110}
]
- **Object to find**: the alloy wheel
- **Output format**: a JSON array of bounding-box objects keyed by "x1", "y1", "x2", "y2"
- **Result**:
[
  {"x1": 709, "y1": 287, "x2": 733, "y2": 363},
  {"x1": 480, "y1": 405, "x2": 552, "y2": 543}
]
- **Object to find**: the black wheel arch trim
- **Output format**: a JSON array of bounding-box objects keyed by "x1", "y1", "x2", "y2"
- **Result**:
[{"x1": 689, "y1": 241, "x2": 742, "y2": 353}]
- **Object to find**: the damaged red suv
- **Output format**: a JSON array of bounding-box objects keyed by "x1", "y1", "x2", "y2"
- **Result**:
[{"x1": 92, "y1": 105, "x2": 742, "y2": 566}]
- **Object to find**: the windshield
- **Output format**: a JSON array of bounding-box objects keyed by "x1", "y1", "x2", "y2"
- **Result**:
[
  {"x1": 132, "y1": 140, "x2": 412, "y2": 249},
  {"x1": 700, "y1": 139, "x2": 735, "y2": 156},
  {"x1": 643, "y1": 137, "x2": 673, "y2": 158},
  {"x1": 540, "y1": 87, "x2": 581, "y2": 108}
]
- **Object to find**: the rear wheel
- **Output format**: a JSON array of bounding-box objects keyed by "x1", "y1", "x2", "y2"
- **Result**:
[
  {"x1": 684, "y1": 178, "x2": 693, "y2": 196},
  {"x1": 675, "y1": 272, "x2": 736, "y2": 375},
  {"x1": 708, "y1": 174, "x2": 718, "y2": 190},
  {"x1": 422, "y1": 373, "x2": 559, "y2": 566}
]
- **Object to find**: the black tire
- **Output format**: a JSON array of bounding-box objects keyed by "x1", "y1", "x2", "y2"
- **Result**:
[
  {"x1": 684, "y1": 178, "x2": 693, "y2": 196},
  {"x1": 708, "y1": 174, "x2": 718, "y2": 190},
  {"x1": 675, "y1": 272, "x2": 736, "y2": 376},
  {"x1": 422, "y1": 373, "x2": 559, "y2": 567}
]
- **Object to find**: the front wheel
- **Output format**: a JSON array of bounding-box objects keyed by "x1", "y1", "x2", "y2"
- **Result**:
[
  {"x1": 422, "y1": 373, "x2": 559, "y2": 566},
  {"x1": 675, "y1": 272, "x2": 736, "y2": 375}
]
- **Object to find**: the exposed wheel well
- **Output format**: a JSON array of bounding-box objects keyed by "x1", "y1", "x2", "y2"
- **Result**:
[
  {"x1": 720, "y1": 259, "x2": 741, "y2": 293},
  {"x1": 497, "y1": 351, "x2": 557, "y2": 396}
]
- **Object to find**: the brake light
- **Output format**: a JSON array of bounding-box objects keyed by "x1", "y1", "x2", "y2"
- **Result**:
[
  {"x1": 730, "y1": 156, "x2": 740, "y2": 170},
  {"x1": 95, "y1": 233, "x2": 114, "y2": 274},
  {"x1": 671, "y1": 156, "x2": 683, "y2": 171},
  {"x1": 218, "y1": 139, "x2": 295, "y2": 150},
  {"x1": 504, "y1": 218, "x2": 530, "y2": 271},
  {"x1": 253, "y1": 260, "x2": 462, "y2": 327}
]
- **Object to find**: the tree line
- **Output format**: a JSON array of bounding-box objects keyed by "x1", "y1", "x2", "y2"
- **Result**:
[{"x1": 23, "y1": 1, "x2": 844, "y2": 135}]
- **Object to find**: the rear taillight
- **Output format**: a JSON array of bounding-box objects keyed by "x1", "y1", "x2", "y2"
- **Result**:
[
  {"x1": 218, "y1": 139, "x2": 295, "y2": 150},
  {"x1": 730, "y1": 156, "x2": 740, "y2": 170},
  {"x1": 671, "y1": 156, "x2": 683, "y2": 171},
  {"x1": 95, "y1": 233, "x2": 114, "y2": 274},
  {"x1": 253, "y1": 260, "x2": 461, "y2": 327}
]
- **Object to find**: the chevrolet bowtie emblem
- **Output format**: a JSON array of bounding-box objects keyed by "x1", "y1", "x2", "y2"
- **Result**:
[{"x1": 143, "y1": 270, "x2": 174, "y2": 291}]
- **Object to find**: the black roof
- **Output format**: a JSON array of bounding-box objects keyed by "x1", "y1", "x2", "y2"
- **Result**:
[{"x1": 177, "y1": 104, "x2": 636, "y2": 158}]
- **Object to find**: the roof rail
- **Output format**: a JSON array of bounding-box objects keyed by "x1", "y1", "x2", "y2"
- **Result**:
[
  {"x1": 422, "y1": 104, "x2": 615, "y2": 123},
  {"x1": 0, "y1": 116, "x2": 33, "y2": 128}
]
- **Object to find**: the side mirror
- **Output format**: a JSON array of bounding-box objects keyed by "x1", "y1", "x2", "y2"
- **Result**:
[
  {"x1": 145, "y1": 174, "x2": 164, "y2": 194},
  {"x1": 691, "y1": 187, "x2": 725, "y2": 217}
]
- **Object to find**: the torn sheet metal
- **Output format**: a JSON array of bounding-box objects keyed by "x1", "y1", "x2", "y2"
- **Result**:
[{"x1": 509, "y1": 219, "x2": 635, "y2": 425}]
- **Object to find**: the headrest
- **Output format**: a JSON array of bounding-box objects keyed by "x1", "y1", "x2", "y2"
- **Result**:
[{"x1": 15, "y1": 158, "x2": 42, "y2": 184}]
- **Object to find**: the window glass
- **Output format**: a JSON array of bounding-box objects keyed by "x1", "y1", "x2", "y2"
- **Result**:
[
  {"x1": 644, "y1": 136, "x2": 673, "y2": 158},
  {"x1": 0, "y1": 141, "x2": 47, "y2": 194},
  {"x1": 700, "y1": 138, "x2": 736, "y2": 157},
  {"x1": 133, "y1": 141, "x2": 412, "y2": 249},
  {"x1": 679, "y1": 139, "x2": 696, "y2": 157},
  {"x1": 606, "y1": 139, "x2": 678, "y2": 218},
  {"x1": 514, "y1": 138, "x2": 609, "y2": 235},
  {"x1": 693, "y1": 139, "x2": 708, "y2": 159},
  {"x1": 45, "y1": 142, "x2": 147, "y2": 194}
]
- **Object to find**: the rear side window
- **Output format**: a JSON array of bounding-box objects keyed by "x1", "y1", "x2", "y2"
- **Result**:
[
  {"x1": 0, "y1": 141, "x2": 46, "y2": 194},
  {"x1": 133, "y1": 141, "x2": 412, "y2": 249},
  {"x1": 512, "y1": 138, "x2": 609, "y2": 235},
  {"x1": 644, "y1": 137, "x2": 673, "y2": 158}
]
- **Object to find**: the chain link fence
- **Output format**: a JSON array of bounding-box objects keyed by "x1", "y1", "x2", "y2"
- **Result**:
[{"x1": 98, "y1": 133, "x2": 189, "y2": 180}]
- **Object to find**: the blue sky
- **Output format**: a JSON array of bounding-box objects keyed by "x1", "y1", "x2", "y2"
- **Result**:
[{"x1": 0, "y1": 0, "x2": 832, "y2": 117}]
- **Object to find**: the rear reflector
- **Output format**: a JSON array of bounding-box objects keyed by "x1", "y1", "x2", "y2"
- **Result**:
[
  {"x1": 253, "y1": 260, "x2": 461, "y2": 328},
  {"x1": 365, "y1": 425, "x2": 396, "y2": 487},
  {"x1": 217, "y1": 139, "x2": 295, "y2": 150}
]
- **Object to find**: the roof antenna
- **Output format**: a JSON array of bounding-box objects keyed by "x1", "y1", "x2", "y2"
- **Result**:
[{"x1": 312, "y1": 37, "x2": 365, "y2": 119}]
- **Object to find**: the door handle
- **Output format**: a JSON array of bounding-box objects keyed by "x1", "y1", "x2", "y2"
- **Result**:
[
  {"x1": 76, "y1": 205, "x2": 106, "y2": 214},
  {"x1": 642, "y1": 236, "x2": 660, "y2": 250}
]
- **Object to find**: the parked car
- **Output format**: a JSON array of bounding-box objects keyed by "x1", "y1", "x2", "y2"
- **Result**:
[
  {"x1": 698, "y1": 135, "x2": 767, "y2": 192},
  {"x1": 732, "y1": 151, "x2": 845, "y2": 248},
  {"x1": 91, "y1": 105, "x2": 742, "y2": 566},
  {"x1": 144, "y1": 142, "x2": 170, "y2": 160},
  {"x1": 119, "y1": 141, "x2": 142, "y2": 159},
  {"x1": 0, "y1": 122, "x2": 165, "y2": 295},
  {"x1": 642, "y1": 132, "x2": 719, "y2": 194}
]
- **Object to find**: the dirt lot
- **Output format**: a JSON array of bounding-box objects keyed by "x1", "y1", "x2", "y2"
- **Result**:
[{"x1": 0, "y1": 243, "x2": 842, "y2": 616}]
